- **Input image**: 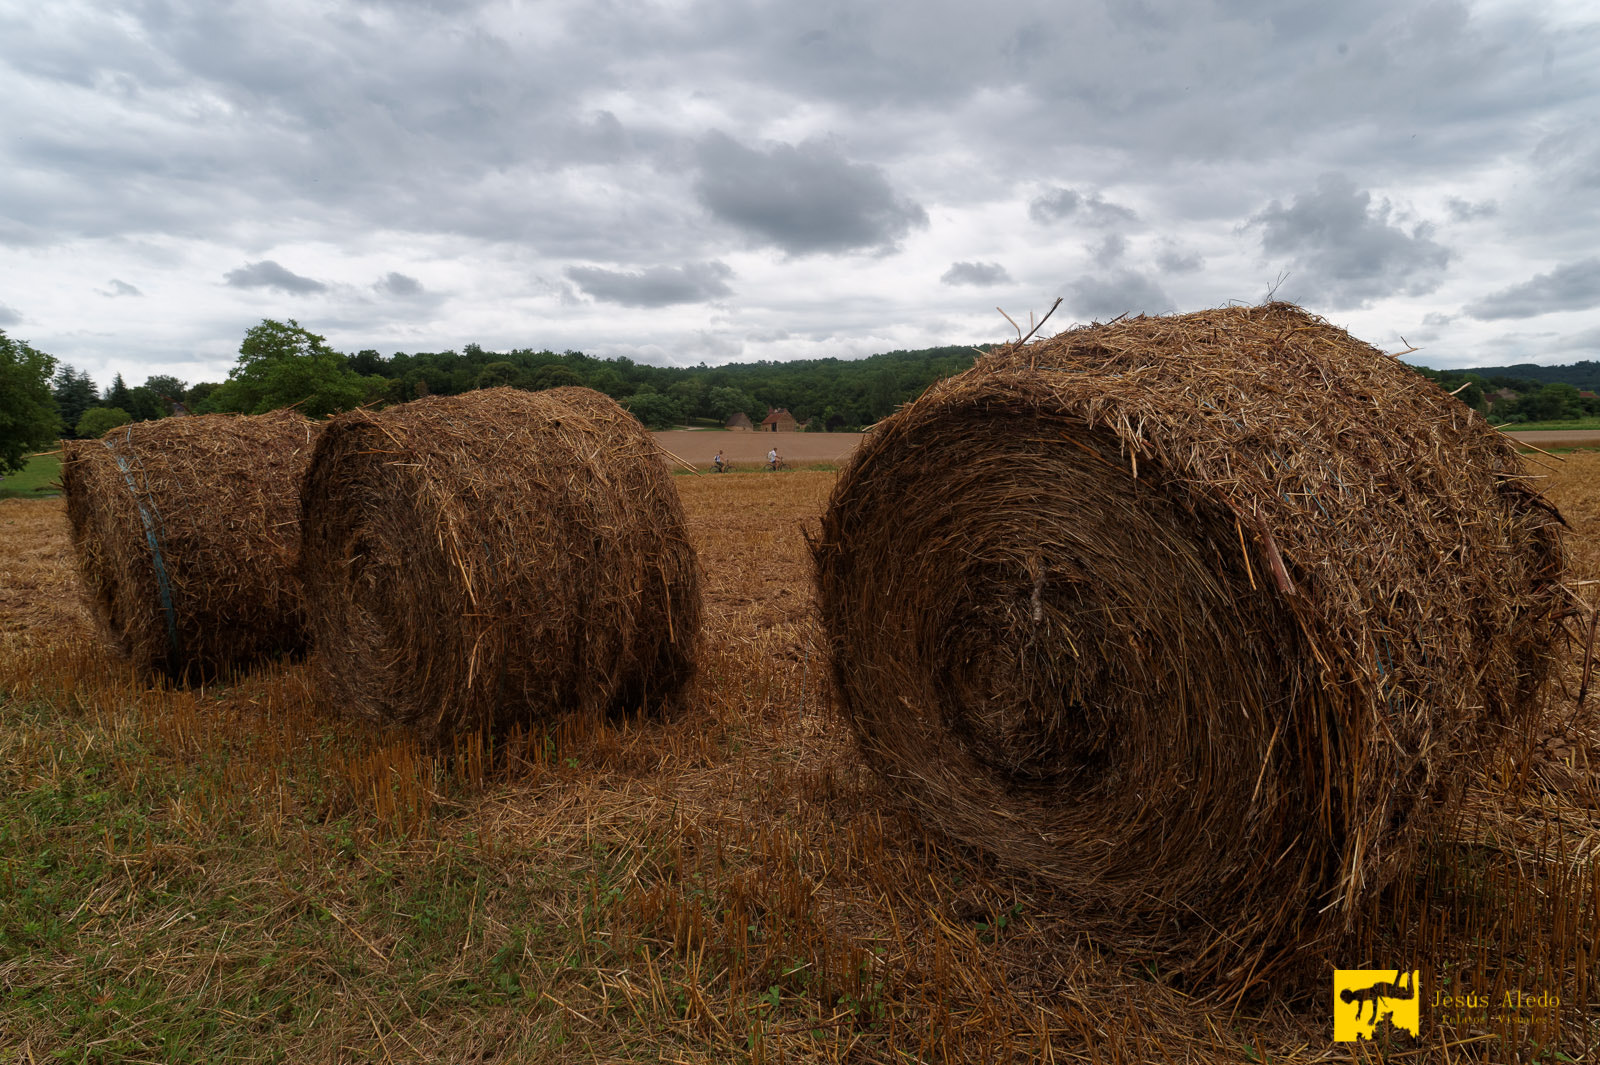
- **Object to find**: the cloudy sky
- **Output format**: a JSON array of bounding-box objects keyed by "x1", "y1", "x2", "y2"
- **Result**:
[{"x1": 3, "y1": 0, "x2": 1599, "y2": 387}]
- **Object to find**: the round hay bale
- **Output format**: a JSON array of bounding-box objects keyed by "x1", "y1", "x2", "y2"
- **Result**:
[
  {"x1": 813, "y1": 303, "x2": 1566, "y2": 987},
  {"x1": 62, "y1": 411, "x2": 323, "y2": 680},
  {"x1": 299, "y1": 386, "x2": 702, "y2": 739}
]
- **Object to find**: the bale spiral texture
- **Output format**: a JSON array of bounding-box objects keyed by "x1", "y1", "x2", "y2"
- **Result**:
[
  {"x1": 63, "y1": 411, "x2": 323, "y2": 680},
  {"x1": 299, "y1": 387, "x2": 702, "y2": 739},
  {"x1": 813, "y1": 303, "x2": 1566, "y2": 985}
]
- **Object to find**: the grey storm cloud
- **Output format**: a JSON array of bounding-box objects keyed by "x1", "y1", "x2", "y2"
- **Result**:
[
  {"x1": 1467, "y1": 258, "x2": 1600, "y2": 320},
  {"x1": 693, "y1": 133, "x2": 927, "y2": 255},
  {"x1": 0, "y1": 303, "x2": 20, "y2": 326},
  {"x1": 940, "y1": 261, "x2": 1013, "y2": 287},
  {"x1": 565, "y1": 261, "x2": 735, "y2": 308},
  {"x1": 1028, "y1": 188, "x2": 1138, "y2": 227},
  {"x1": 1066, "y1": 270, "x2": 1174, "y2": 321},
  {"x1": 376, "y1": 272, "x2": 425, "y2": 299},
  {"x1": 1156, "y1": 243, "x2": 1204, "y2": 274},
  {"x1": 1533, "y1": 123, "x2": 1600, "y2": 192},
  {"x1": 99, "y1": 279, "x2": 143, "y2": 297},
  {"x1": 1446, "y1": 197, "x2": 1497, "y2": 222},
  {"x1": 1090, "y1": 234, "x2": 1127, "y2": 267},
  {"x1": 224, "y1": 260, "x2": 327, "y2": 295},
  {"x1": 1250, "y1": 174, "x2": 1451, "y2": 310}
]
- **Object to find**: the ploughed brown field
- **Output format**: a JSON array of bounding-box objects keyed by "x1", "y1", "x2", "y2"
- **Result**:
[
  {"x1": 654, "y1": 430, "x2": 862, "y2": 468},
  {"x1": 1507, "y1": 429, "x2": 1600, "y2": 450},
  {"x1": 654, "y1": 429, "x2": 1596, "y2": 471},
  {"x1": 1, "y1": 457, "x2": 1597, "y2": 1061}
]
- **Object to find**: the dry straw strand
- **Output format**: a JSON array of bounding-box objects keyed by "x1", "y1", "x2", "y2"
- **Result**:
[
  {"x1": 812, "y1": 302, "x2": 1569, "y2": 993},
  {"x1": 62, "y1": 410, "x2": 324, "y2": 681},
  {"x1": 298, "y1": 386, "x2": 702, "y2": 740}
]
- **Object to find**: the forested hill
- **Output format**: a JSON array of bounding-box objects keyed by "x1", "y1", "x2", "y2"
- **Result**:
[
  {"x1": 1449, "y1": 361, "x2": 1600, "y2": 392},
  {"x1": 45, "y1": 321, "x2": 994, "y2": 438},
  {"x1": 358, "y1": 341, "x2": 988, "y2": 431}
]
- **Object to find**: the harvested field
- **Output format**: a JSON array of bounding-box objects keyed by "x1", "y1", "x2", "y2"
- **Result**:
[
  {"x1": 1, "y1": 454, "x2": 1597, "y2": 1061},
  {"x1": 0, "y1": 498, "x2": 90, "y2": 642}
]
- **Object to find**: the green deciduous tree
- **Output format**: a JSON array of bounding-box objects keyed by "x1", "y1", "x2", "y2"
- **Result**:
[
  {"x1": 126, "y1": 386, "x2": 166, "y2": 422},
  {"x1": 529, "y1": 364, "x2": 584, "y2": 391},
  {"x1": 77, "y1": 406, "x2": 132, "y2": 438},
  {"x1": 1526, "y1": 382, "x2": 1582, "y2": 422},
  {"x1": 0, "y1": 330, "x2": 61, "y2": 473},
  {"x1": 622, "y1": 391, "x2": 683, "y2": 430},
  {"x1": 142, "y1": 375, "x2": 188, "y2": 410},
  {"x1": 348, "y1": 349, "x2": 387, "y2": 376},
  {"x1": 706, "y1": 385, "x2": 757, "y2": 423},
  {"x1": 475, "y1": 361, "x2": 521, "y2": 389},
  {"x1": 186, "y1": 382, "x2": 222, "y2": 410},
  {"x1": 586, "y1": 367, "x2": 628, "y2": 399},
  {"x1": 211, "y1": 319, "x2": 366, "y2": 417}
]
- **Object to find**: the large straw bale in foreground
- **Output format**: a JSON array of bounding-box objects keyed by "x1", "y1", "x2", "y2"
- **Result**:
[
  {"x1": 299, "y1": 387, "x2": 701, "y2": 739},
  {"x1": 63, "y1": 411, "x2": 323, "y2": 680},
  {"x1": 813, "y1": 303, "x2": 1566, "y2": 988}
]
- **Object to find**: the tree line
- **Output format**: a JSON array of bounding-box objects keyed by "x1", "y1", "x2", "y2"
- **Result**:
[
  {"x1": 40, "y1": 319, "x2": 988, "y2": 439},
  {"x1": 1406, "y1": 365, "x2": 1600, "y2": 423},
  {"x1": 6, "y1": 319, "x2": 1599, "y2": 477}
]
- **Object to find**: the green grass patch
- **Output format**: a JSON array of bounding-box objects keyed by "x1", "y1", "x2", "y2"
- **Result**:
[
  {"x1": 0, "y1": 452, "x2": 62, "y2": 500},
  {"x1": 0, "y1": 690, "x2": 667, "y2": 1059}
]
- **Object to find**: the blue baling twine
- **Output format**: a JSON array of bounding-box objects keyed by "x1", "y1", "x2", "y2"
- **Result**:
[{"x1": 103, "y1": 432, "x2": 179, "y2": 656}]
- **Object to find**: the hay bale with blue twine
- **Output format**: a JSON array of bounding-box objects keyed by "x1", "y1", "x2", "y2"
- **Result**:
[
  {"x1": 812, "y1": 302, "x2": 1570, "y2": 994},
  {"x1": 62, "y1": 410, "x2": 323, "y2": 681}
]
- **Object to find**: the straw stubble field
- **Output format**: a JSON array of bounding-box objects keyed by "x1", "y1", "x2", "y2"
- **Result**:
[{"x1": 1, "y1": 459, "x2": 1598, "y2": 1062}]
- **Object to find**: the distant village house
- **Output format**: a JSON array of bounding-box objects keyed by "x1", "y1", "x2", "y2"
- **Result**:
[
  {"x1": 759, "y1": 407, "x2": 799, "y2": 432},
  {"x1": 724, "y1": 411, "x2": 753, "y2": 431}
]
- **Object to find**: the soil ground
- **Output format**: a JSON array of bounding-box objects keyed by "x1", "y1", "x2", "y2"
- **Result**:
[
  {"x1": 654, "y1": 431, "x2": 862, "y2": 469},
  {"x1": 651, "y1": 430, "x2": 1600, "y2": 472},
  {"x1": 1506, "y1": 428, "x2": 1600, "y2": 449}
]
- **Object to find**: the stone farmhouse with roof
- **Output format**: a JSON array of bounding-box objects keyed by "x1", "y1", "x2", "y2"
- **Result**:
[{"x1": 759, "y1": 407, "x2": 800, "y2": 432}]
